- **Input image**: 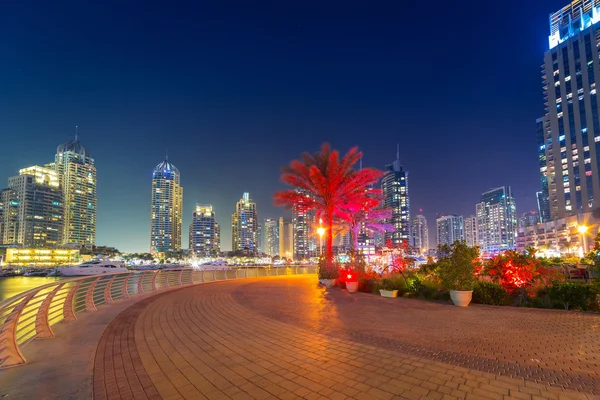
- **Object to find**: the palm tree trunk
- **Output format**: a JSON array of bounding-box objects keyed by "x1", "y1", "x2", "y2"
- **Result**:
[
  {"x1": 351, "y1": 226, "x2": 359, "y2": 250},
  {"x1": 327, "y1": 213, "x2": 334, "y2": 267}
]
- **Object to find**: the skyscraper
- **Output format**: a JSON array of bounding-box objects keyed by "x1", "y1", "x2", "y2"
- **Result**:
[
  {"x1": 436, "y1": 215, "x2": 463, "y2": 247},
  {"x1": 411, "y1": 215, "x2": 428, "y2": 253},
  {"x1": 55, "y1": 136, "x2": 97, "y2": 246},
  {"x1": 189, "y1": 204, "x2": 218, "y2": 256},
  {"x1": 214, "y1": 222, "x2": 221, "y2": 254},
  {"x1": 278, "y1": 217, "x2": 293, "y2": 259},
  {"x1": 150, "y1": 159, "x2": 183, "y2": 253},
  {"x1": 476, "y1": 186, "x2": 517, "y2": 254},
  {"x1": 381, "y1": 146, "x2": 410, "y2": 245},
  {"x1": 519, "y1": 210, "x2": 540, "y2": 228},
  {"x1": 231, "y1": 192, "x2": 258, "y2": 252},
  {"x1": 292, "y1": 189, "x2": 316, "y2": 259},
  {"x1": 539, "y1": 1, "x2": 600, "y2": 219},
  {"x1": 264, "y1": 218, "x2": 279, "y2": 257},
  {"x1": 464, "y1": 215, "x2": 478, "y2": 247},
  {"x1": 0, "y1": 166, "x2": 63, "y2": 247}
]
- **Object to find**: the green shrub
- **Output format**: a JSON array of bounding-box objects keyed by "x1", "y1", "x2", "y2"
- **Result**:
[
  {"x1": 317, "y1": 256, "x2": 340, "y2": 280},
  {"x1": 378, "y1": 274, "x2": 407, "y2": 294},
  {"x1": 410, "y1": 274, "x2": 444, "y2": 300},
  {"x1": 548, "y1": 282, "x2": 595, "y2": 310},
  {"x1": 358, "y1": 275, "x2": 379, "y2": 293},
  {"x1": 437, "y1": 242, "x2": 479, "y2": 291},
  {"x1": 472, "y1": 281, "x2": 509, "y2": 306}
]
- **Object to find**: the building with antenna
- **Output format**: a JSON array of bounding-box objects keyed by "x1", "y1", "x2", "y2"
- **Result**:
[
  {"x1": 381, "y1": 145, "x2": 410, "y2": 245},
  {"x1": 54, "y1": 128, "x2": 97, "y2": 246},
  {"x1": 150, "y1": 156, "x2": 183, "y2": 253}
]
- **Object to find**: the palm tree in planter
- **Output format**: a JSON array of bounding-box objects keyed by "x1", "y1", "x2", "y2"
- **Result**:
[
  {"x1": 437, "y1": 241, "x2": 481, "y2": 307},
  {"x1": 274, "y1": 143, "x2": 382, "y2": 280}
]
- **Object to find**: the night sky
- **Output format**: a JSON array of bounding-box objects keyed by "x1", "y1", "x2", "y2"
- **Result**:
[{"x1": 0, "y1": 0, "x2": 568, "y2": 252}]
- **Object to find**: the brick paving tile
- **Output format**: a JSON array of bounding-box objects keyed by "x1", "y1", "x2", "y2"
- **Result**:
[{"x1": 92, "y1": 276, "x2": 600, "y2": 399}]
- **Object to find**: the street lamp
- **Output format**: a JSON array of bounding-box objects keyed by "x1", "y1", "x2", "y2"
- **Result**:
[
  {"x1": 578, "y1": 225, "x2": 589, "y2": 256},
  {"x1": 317, "y1": 227, "x2": 325, "y2": 257}
]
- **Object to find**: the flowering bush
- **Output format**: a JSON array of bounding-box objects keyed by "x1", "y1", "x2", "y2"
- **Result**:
[{"x1": 484, "y1": 251, "x2": 540, "y2": 295}]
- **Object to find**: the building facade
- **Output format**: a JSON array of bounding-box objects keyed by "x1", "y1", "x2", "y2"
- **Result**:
[
  {"x1": 516, "y1": 211, "x2": 599, "y2": 256},
  {"x1": 231, "y1": 192, "x2": 258, "y2": 252},
  {"x1": 411, "y1": 215, "x2": 429, "y2": 253},
  {"x1": 381, "y1": 148, "x2": 410, "y2": 245},
  {"x1": 150, "y1": 159, "x2": 183, "y2": 253},
  {"x1": 189, "y1": 204, "x2": 218, "y2": 256},
  {"x1": 464, "y1": 215, "x2": 478, "y2": 247},
  {"x1": 0, "y1": 167, "x2": 63, "y2": 248},
  {"x1": 476, "y1": 186, "x2": 517, "y2": 254},
  {"x1": 539, "y1": 1, "x2": 600, "y2": 220},
  {"x1": 5, "y1": 248, "x2": 79, "y2": 267},
  {"x1": 519, "y1": 210, "x2": 540, "y2": 228},
  {"x1": 278, "y1": 217, "x2": 293, "y2": 259},
  {"x1": 292, "y1": 189, "x2": 316, "y2": 259},
  {"x1": 436, "y1": 215, "x2": 463, "y2": 247},
  {"x1": 55, "y1": 138, "x2": 97, "y2": 246},
  {"x1": 263, "y1": 218, "x2": 279, "y2": 257}
]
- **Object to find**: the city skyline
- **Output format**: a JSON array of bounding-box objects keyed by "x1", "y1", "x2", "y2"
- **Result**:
[{"x1": 0, "y1": 1, "x2": 563, "y2": 252}]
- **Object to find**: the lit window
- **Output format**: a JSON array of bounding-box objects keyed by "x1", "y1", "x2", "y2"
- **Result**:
[
  {"x1": 585, "y1": 158, "x2": 591, "y2": 163},
  {"x1": 584, "y1": 146, "x2": 590, "y2": 151}
]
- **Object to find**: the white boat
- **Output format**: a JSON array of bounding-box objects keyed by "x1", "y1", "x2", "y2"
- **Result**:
[{"x1": 61, "y1": 260, "x2": 129, "y2": 276}]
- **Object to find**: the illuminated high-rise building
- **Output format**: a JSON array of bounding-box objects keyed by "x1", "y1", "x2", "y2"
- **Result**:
[
  {"x1": 0, "y1": 166, "x2": 63, "y2": 247},
  {"x1": 381, "y1": 146, "x2": 410, "y2": 245},
  {"x1": 214, "y1": 222, "x2": 221, "y2": 254},
  {"x1": 464, "y1": 215, "x2": 478, "y2": 247},
  {"x1": 476, "y1": 186, "x2": 517, "y2": 254},
  {"x1": 436, "y1": 215, "x2": 463, "y2": 247},
  {"x1": 189, "y1": 204, "x2": 218, "y2": 256},
  {"x1": 278, "y1": 217, "x2": 293, "y2": 259},
  {"x1": 264, "y1": 218, "x2": 279, "y2": 257},
  {"x1": 293, "y1": 189, "x2": 316, "y2": 259},
  {"x1": 539, "y1": 1, "x2": 600, "y2": 219},
  {"x1": 411, "y1": 215, "x2": 428, "y2": 253},
  {"x1": 55, "y1": 136, "x2": 97, "y2": 246},
  {"x1": 150, "y1": 158, "x2": 183, "y2": 253},
  {"x1": 231, "y1": 192, "x2": 258, "y2": 252}
]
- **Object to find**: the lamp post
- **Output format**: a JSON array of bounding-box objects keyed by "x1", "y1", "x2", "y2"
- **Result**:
[
  {"x1": 578, "y1": 225, "x2": 589, "y2": 256},
  {"x1": 317, "y1": 227, "x2": 325, "y2": 257}
]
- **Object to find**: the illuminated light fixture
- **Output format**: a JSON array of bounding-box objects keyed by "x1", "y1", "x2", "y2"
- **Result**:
[{"x1": 578, "y1": 225, "x2": 588, "y2": 234}]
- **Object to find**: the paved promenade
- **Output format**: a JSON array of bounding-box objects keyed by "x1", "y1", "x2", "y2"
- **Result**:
[{"x1": 2, "y1": 275, "x2": 600, "y2": 399}]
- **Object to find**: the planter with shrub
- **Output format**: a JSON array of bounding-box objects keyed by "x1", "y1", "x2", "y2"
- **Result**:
[
  {"x1": 378, "y1": 275, "x2": 405, "y2": 298},
  {"x1": 437, "y1": 241, "x2": 479, "y2": 307}
]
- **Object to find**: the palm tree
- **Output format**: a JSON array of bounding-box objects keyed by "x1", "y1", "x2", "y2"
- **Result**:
[
  {"x1": 274, "y1": 143, "x2": 382, "y2": 267},
  {"x1": 334, "y1": 200, "x2": 393, "y2": 250}
]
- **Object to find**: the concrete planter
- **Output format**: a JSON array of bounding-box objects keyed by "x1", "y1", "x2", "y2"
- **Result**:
[
  {"x1": 321, "y1": 279, "x2": 336, "y2": 288},
  {"x1": 346, "y1": 281, "x2": 358, "y2": 293},
  {"x1": 379, "y1": 289, "x2": 399, "y2": 298},
  {"x1": 450, "y1": 290, "x2": 473, "y2": 307}
]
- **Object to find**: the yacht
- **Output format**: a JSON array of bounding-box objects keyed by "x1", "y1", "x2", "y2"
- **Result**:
[{"x1": 61, "y1": 260, "x2": 129, "y2": 276}]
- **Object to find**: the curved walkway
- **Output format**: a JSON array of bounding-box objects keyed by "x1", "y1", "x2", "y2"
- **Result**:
[{"x1": 92, "y1": 276, "x2": 600, "y2": 400}]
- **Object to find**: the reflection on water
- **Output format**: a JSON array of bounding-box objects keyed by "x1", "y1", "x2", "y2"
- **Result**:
[{"x1": 0, "y1": 276, "x2": 69, "y2": 302}]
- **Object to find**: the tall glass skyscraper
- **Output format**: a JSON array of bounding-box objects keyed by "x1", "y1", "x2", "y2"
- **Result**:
[
  {"x1": 292, "y1": 188, "x2": 316, "y2": 259},
  {"x1": 539, "y1": 0, "x2": 600, "y2": 219},
  {"x1": 381, "y1": 147, "x2": 410, "y2": 245},
  {"x1": 150, "y1": 159, "x2": 183, "y2": 253},
  {"x1": 55, "y1": 137, "x2": 97, "y2": 246},
  {"x1": 411, "y1": 215, "x2": 428, "y2": 253},
  {"x1": 436, "y1": 215, "x2": 463, "y2": 247},
  {"x1": 476, "y1": 186, "x2": 517, "y2": 254},
  {"x1": 189, "y1": 204, "x2": 218, "y2": 256},
  {"x1": 263, "y1": 218, "x2": 279, "y2": 257},
  {"x1": 463, "y1": 215, "x2": 478, "y2": 247},
  {"x1": 231, "y1": 192, "x2": 258, "y2": 252}
]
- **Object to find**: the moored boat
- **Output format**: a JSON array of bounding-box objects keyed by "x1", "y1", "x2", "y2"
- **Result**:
[{"x1": 61, "y1": 260, "x2": 129, "y2": 276}]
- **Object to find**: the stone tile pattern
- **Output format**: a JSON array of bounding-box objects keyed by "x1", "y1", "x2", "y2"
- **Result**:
[{"x1": 93, "y1": 276, "x2": 600, "y2": 400}]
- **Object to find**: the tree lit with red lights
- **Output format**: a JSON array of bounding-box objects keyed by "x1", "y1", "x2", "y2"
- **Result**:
[{"x1": 274, "y1": 143, "x2": 382, "y2": 269}]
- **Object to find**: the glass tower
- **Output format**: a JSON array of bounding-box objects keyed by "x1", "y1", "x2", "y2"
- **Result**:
[
  {"x1": 231, "y1": 192, "x2": 258, "y2": 252},
  {"x1": 55, "y1": 137, "x2": 97, "y2": 246},
  {"x1": 436, "y1": 215, "x2": 463, "y2": 247},
  {"x1": 264, "y1": 218, "x2": 279, "y2": 257},
  {"x1": 411, "y1": 215, "x2": 428, "y2": 253},
  {"x1": 476, "y1": 186, "x2": 517, "y2": 254},
  {"x1": 381, "y1": 146, "x2": 410, "y2": 246},
  {"x1": 189, "y1": 204, "x2": 218, "y2": 256},
  {"x1": 541, "y1": 0, "x2": 600, "y2": 219},
  {"x1": 150, "y1": 159, "x2": 183, "y2": 253}
]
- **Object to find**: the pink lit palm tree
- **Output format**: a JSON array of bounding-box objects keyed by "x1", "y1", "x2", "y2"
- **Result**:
[{"x1": 274, "y1": 143, "x2": 382, "y2": 267}]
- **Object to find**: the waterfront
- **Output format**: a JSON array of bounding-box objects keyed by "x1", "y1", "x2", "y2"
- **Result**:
[{"x1": 0, "y1": 276, "x2": 69, "y2": 302}]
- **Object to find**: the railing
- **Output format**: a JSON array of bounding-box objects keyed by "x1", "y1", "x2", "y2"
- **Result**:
[{"x1": 0, "y1": 265, "x2": 316, "y2": 368}]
